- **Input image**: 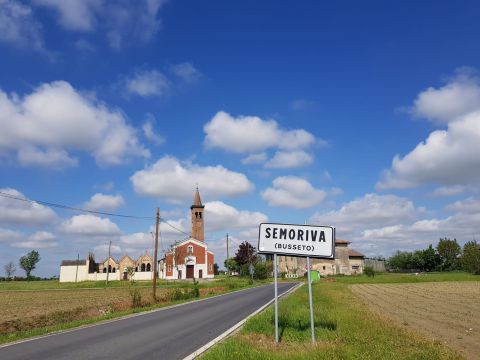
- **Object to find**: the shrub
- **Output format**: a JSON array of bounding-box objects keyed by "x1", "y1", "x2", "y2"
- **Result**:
[
  {"x1": 129, "y1": 288, "x2": 142, "y2": 308},
  {"x1": 364, "y1": 266, "x2": 375, "y2": 277}
]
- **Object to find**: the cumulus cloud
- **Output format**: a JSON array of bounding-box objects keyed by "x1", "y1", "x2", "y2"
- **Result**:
[
  {"x1": 264, "y1": 150, "x2": 313, "y2": 169},
  {"x1": 170, "y1": 62, "x2": 201, "y2": 83},
  {"x1": 94, "y1": 243, "x2": 122, "y2": 257},
  {"x1": 84, "y1": 193, "x2": 124, "y2": 211},
  {"x1": 262, "y1": 176, "x2": 326, "y2": 209},
  {"x1": 0, "y1": 227, "x2": 24, "y2": 244},
  {"x1": 411, "y1": 68, "x2": 480, "y2": 124},
  {"x1": 142, "y1": 115, "x2": 164, "y2": 145},
  {"x1": 0, "y1": 81, "x2": 149, "y2": 168},
  {"x1": 205, "y1": 201, "x2": 268, "y2": 232},
  {"x1": 0, "y1": 188, "x2": 57, "y2": 226},
  {"x1": 58, "y1": 214, "x2": 121, "y2": 235},
  {"x1": 379, "y1": 69, "x2": 480, "y2": 191},
  {"x1": 130, "y1": 156, "x2": 254, "y2": 202},
  {"x1": 241, "y1": 152, "x2": 267, "y2": 165},
  {"x1": 12, "y1": 231, "x2": 58, "y2": 248},
  {"x1": 377, "y1": 111, "x2": 480, "y2": 190},
  {"x1": 446, "y1": 197, "x2": 480, "y2": 214},
  {"x1": 203, "y1": 111, "x2": 316, "y2": 153},
  {"x1": 429, "y1": 185, "x2": 470, "y2": 198},
  {"x1": 33, "y1": 0, "x2": 166, "y2": 49},
  {"x1": 310, "y1": 193, "x2": 419, "y2": 234},
  {"x1": 124, "y1": 69, "x2": 169, "y2": 97},
  {"x1": 0, "y1": 0, "x2": 46, "y2": 53},
  {"x1": 120, "y1": 232, "x2": 152, "y2": 246}
]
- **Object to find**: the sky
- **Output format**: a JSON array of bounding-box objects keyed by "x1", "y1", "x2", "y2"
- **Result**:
[{"x1": 1, "y1": 0, "x2": 480, "y2": 277}]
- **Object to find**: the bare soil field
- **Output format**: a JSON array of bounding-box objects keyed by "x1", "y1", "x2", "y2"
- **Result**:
[
  {"x1": 0, "y1": 286, "x2": 225, "y2": 335},
  {"x1": 351, "y1": 281, "x2": 480, "y2": 360}
]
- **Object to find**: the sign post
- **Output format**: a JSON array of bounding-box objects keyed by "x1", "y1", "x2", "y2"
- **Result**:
[{"x1": 258, "y1": 223, "x2": 335, "y2": 344}]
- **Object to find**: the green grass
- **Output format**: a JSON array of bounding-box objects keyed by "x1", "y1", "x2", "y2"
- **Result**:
[
  {"x1": 202, "y1": 275, "x2": 471, "y2": 360},
  {"x1": 326, "y1": 271, "x2": 477, "y2": 284}
]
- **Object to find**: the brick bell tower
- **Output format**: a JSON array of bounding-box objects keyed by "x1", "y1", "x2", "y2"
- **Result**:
[{"x1": 191, "y1": 187, "x2": 205, "y2": 242}]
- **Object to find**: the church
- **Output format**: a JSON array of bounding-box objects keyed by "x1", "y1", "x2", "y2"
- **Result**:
[{"x1": 159, "y1": 188, "x2": 215, "y2": 280}]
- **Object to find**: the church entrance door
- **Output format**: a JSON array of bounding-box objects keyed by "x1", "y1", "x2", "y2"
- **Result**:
[
  {"x1": 186, "y1": 265, "x2": 194, "y2": 279},
  {"x1": 123, "y1": 272, "x2": 127, "y2": 280}
]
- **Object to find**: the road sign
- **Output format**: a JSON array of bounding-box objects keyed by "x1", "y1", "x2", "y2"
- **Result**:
[
  {"x1": 258, "y1": 223, "x2": 335, "y2": 259},
  {"x1": 260, "y1": 222, "x2": 335, "y2": 344}
]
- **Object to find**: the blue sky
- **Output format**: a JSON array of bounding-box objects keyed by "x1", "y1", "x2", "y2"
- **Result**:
[{"x1": 1, "y1": 0, "x2": 480, "y2": 277}]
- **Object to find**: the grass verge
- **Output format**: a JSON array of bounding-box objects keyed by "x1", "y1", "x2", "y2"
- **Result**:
[{"x1": 202, "y1": 278, "x2": 466, "y2": 359}]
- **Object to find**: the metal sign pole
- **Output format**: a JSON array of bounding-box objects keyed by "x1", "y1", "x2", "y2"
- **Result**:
[
  {"x1": 307, "y1": 256, "x2": 315, "y2": 343},
  {"x1": 274, "y1": 253, "x2": 278, "y2": 343}
]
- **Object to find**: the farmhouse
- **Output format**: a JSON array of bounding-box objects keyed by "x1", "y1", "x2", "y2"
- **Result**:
[
  {"x1": 59, "y1": 252, "x2": 154, "y2": 282},
  {"x1": 159, "y1": 188, "x2": 214, "y2": 280},
  {"x1": 277, "y1": 239, "x2": 365, "y2": 277}
]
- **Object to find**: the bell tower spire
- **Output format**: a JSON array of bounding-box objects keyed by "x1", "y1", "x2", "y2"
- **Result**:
[{"x1": 191, "y1": 186, "x2": 205, "y2": 241}]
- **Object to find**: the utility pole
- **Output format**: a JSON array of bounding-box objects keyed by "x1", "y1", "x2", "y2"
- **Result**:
[
  {"x1": 75, "y1": 253, "x2": 79, "y2": 283},
  {"x1": 226, "y1": 233, "x2": 229, "y2": 276},
  {"x1": 153, "y1": 207, "x2": 160, "y2": 300},
  {"x1": 106, "y1": 240, "x2": 111, "y2": 285}
]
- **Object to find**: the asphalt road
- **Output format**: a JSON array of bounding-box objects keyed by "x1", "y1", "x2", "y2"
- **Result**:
[{"x1": 0, "y1": 282, "x2": 297, "y2": 360}]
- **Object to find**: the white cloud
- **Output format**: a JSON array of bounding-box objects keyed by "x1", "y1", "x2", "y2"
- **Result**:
[
  {"x1": 142, "y1": 115, "x2": 164, "y2": 145},
  {"x1": 0, "y1": 0, "x2": 46, "y2": 53},
  {"x1": 446, "y1": 197, "x2": 480, "y2": 214},
  {"x1": 205, "y1": 201, "x2": 268, "y2": 232},
  {"x1": 377, "y1": 111, "x2": 480, "y2": 190},
  {"x1": 262, "y1": 176, "x2": 326, "y2": 209},
  {"x1": 0, "y1": 81, "x2": 149, "y2": 168},
  {"x1": 310, "y1": 193, "x2": 418, "y2": 234},
  {"x1": 120, "y1": 232, "x2": 152, "y2": 246},
  {"x1": 290, "y1": 99, "x2": 316, "y2": 111},
  {"x1": 12, "y1": 231, "x2": 58, "y2": 248},
  {"x1": 33, "y1": 0, "x2": 166, "y2": 49},
  {"x1": 411, "y1": 68, "x2": 480, "y2": 124},
  {"x1": 241, "y1": 152, "x2": 267, "y2": 165},
  {"x1": 264, "y1": 150, "x2": 313, "y2": 169},
  {"x1": 429, "y1": 185, "x2": 470, "y2": 198},
  {"x1": 0, "y1": 188, "x2": 57, "y2": 226},
  {"x1": 0, "y1": 227, "x2": 24, "y2": 243},
  {"x1": 84, "y1": 193, "x2": 124, "y2": 211},
  {"x1": 58, "y1": 214, "x2": 121, "y2": 235},
  {"x1": 94, "y1": 244, "x2": 122, "y2": 257},
  {"x1": 170, "y1": 62, "x2": 201, "y2": 83},
  {"x1": 124, "y1": 69, "x2": 169, "y2": 97},
  {"x1": 203, "y1": 111, "x2": 316, "y2": 153},
  {"x1": 130, "y1": 156, "x2": 254, "y2": 202}
]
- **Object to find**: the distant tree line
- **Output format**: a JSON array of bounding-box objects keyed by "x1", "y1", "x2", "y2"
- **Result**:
[{"x1": 387, "y1": 238, "x2": 480, "y2": 274}]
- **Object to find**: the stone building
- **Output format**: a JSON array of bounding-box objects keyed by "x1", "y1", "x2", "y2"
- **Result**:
[
  {"x1": 276, "y1": 239, "x2": 365, "y2": 277},
  {"x1": 159, "y1": 188, "x2": 214, "y2": 280}
]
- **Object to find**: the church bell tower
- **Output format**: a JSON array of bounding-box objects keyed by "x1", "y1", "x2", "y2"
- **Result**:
[{"x1": 191, "y1": 187, "x2": 205, "y2": 241}]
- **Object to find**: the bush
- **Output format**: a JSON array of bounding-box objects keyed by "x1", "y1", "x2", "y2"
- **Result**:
[
  {"x1": 253, "y1": 262, "x2": 268, "y2": 280},
  {"x1": 364, "y1": 266, "x2": 375, "y2": 277},
  {"x1": 130, "y1": 288, "x2": 142, "y2": 308}
]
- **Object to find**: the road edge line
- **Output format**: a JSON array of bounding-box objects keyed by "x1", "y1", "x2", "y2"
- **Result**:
[
  {"x1": 0, "y1": 282, "x2": 278, "y2": 349},
  {"x1": 183, "y1": 282, "x2": 304, "y2": 360}
]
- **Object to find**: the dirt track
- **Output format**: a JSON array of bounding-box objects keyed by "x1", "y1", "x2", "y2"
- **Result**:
[{"x1": 351, "y1": 281, "x2": 480, "y2": 360}]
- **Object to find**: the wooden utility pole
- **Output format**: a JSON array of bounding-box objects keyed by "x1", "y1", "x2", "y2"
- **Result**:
[
  {"x1": 153, "y1": 207, "x2": 160, "y2": 300},
  {"x1": 106, "y1": 240, "x2": 111, "y2": 285},
  {"x1": 226, "y1": 233, "x2": 229, "y2": 276}
]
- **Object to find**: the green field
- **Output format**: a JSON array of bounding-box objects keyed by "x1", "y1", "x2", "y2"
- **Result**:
[{"x1": 202, "y1": 272, "x2": 478, "y2": 360}]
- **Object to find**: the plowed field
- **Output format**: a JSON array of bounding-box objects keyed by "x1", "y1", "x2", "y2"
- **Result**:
[{"x1": 351, "y1": 281, "x2": 480, "y2": 360}]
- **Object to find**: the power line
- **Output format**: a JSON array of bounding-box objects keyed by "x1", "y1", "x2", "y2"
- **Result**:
[
  {"x1": 160, "y1": 219, "x2": 191, "y2": 236},
  {"x1": 0, "y1": 191, "x2": 154, "y2": 220}
]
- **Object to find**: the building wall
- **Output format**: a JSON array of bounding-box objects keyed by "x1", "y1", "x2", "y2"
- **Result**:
[
  {"x1": 59, "y1": 265, "x2": 87, "y2": 282},
  {"x1": 207, "y1": 252, "x2": 214, "y2": 275}
]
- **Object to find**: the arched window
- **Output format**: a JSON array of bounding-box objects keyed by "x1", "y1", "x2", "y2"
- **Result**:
[
  {"x1": 188, "y1": 245, "x2": 193, "y2": 255},
  {"x1": 112, "y1": 267, "x2": 116, "y2": 273},
  {"x1": 108, "y1": 265, "x2": 112, "y2": 273},
  {"x1": 135, "y1": 267, "x2": 138, "y2": 272},
  {"x1": 146, "y1": 263, "x2": 151, "y2": 272},
  {"x1": 103, "y1": 268, "x2": 106, "y2": 273},
  {"x1": 199, "y1": 212, "x2": 202, "y2": 219},
  {"x1": 141, "y1": 263, "x2": 146, "y2": 272}
]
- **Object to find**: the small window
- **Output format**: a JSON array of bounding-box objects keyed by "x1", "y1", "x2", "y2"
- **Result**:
[
  {"x1": 167, "y1": 265, "x2": 172, "y2": 272},
  {"x1": 352, "y1": 265, "x2": 359, "y2": 270},
  {"x1": 209, "y1": 263, "x2": 213, "y2": 271},
  {"x1": 188, "y1": 245, "x2": 193, "y2": 255},
  {"x1": 103, "y1": 268, "x2": 106, "y2": 273},
  {"x1": 146, "y1": 263, "x2": 151, "y2": 271},
  {"x1": 141, "y1": 263, "x2": 146, "y2": 272},
  {"x1": 112, "y1": 267, "x2": 116, "y2": 273},
  {"x1": 323, "y1": 266, "x2": 326, "y2": 270}
]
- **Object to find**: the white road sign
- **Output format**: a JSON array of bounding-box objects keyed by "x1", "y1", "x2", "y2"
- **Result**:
[{"x1": 258, "y1": 223, "x2": 335, "y2": 259}]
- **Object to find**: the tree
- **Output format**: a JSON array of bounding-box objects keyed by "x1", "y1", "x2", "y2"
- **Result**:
[
  {"x1": 213, "y1": 263, "x2": 219, "y2": 275},
  {"x1": 224, "y1": 258, "x2": 237, "y2": 275},
  {"x1": 234, "y1": 241, "x2": 257, "y2": 266},
  {"x1": 420, "y1": 245, "x2": 441, "y2": 272},
  {"x1": 461, "y1": 241, "x2": 480, "y2": 275},
  {"x1": 437, "y1": 238, "x2": 461, "y2": 271},
  {"x1": 19, "y1": 250, "x2": 40, "y2": 279},
  {"x1": 4, "y1": 261, "x2": 16, "y2": 280}
]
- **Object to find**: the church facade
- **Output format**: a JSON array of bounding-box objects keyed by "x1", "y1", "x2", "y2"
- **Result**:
[{"x1": 159, "y1": 189, "x2": 215, "y2": 280}]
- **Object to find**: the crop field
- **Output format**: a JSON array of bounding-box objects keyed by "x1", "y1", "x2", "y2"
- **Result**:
[{"x1": 351, "y1": 282, "x2": 480, "y2": 360}]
